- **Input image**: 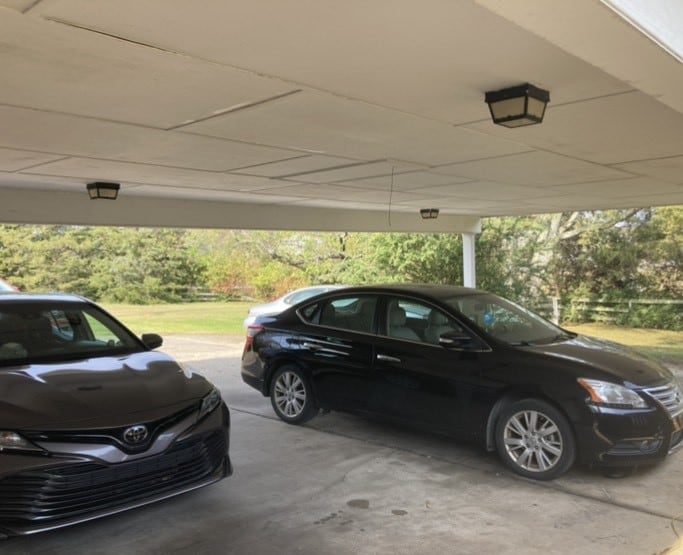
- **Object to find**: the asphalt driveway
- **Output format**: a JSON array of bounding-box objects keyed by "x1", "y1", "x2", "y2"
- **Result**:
[{"x1": 3, "y1": 334, "x2": 682, "y2": 554}]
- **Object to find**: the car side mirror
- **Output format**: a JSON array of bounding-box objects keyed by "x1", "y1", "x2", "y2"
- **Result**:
[
  {"x1": 141, "y1": 333, "x2": 163, "y2": 350},
  {"x1": 438, "y1": 331, "x2": 475, "y2": 350}
]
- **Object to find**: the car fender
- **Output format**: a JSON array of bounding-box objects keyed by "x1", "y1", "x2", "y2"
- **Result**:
[
  {"x1": 484, "y1": 387, "x2": 573, "y2": 452},
  {"x1": 262, "y1": 354, "x2": 317, "y2": 398}
]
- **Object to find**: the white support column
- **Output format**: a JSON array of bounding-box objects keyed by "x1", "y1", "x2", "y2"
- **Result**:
[{"x1": 462, "y1": 232, "x2": 476, "y2": 288}]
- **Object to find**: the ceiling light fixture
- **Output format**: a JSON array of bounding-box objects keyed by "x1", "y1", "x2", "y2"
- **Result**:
[
  {"x1": 420, "y1": 208, "x2": 439, "y2": 220},
  {"x1": 484, "y1": 83, "x2": 550, "y2": 128},
  {"x1": 87, "y1": 182, "x2": 120, "y2": 200}
]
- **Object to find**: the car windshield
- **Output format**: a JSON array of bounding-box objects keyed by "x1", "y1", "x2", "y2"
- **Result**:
[
  {"x1": 444, "y1": 293, "x2": 570, "y2": 345},
  {"x1": 0, "y1": 301, "x2": 142, "y2": 367},
  {"x1": 0, "y1": 280, "x2": 15, "y2": 292}
]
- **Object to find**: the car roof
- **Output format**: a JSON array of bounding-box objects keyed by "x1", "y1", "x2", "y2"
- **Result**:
[
  {"x1": 316, "y1": 284, "x2": 489, "y2": 299},
  {"x1": 0, "y1": 292, "x2": 88, "y2": 303}
]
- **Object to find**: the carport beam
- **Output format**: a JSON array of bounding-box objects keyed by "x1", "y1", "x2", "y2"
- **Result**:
[{"x1": 462, "y1": 232, "x2": 476, "y2": 288}]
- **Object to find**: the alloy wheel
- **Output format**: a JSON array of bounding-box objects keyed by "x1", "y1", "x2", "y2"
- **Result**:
[
  {"x1": 273, "y1": 370, "x2": 307, "y2": 419},
  {"x1": 502, "y1": 409, "x2": 563, "y2": 473}
]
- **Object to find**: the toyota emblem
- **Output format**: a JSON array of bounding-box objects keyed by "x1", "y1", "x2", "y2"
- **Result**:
[{"x1": 123, "y1": 425, "x2": 148, "y2": 445}]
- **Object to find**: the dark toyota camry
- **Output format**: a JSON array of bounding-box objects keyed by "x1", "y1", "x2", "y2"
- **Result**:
[
  {"x1": 0, "y1": 293, "x2": 231, "y2": 537},
  {"x1": 242, "y1": 284, "x2": 682, "y2": 480}
]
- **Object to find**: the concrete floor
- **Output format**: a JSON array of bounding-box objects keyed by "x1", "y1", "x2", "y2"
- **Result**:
[{"x1": 3, "y1": 335, "x2": 682, "y2": 555}]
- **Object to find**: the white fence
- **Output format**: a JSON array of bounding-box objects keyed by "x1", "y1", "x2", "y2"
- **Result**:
[{"x1": 533, "y1": 298, "x2": 682, "y2": 325}]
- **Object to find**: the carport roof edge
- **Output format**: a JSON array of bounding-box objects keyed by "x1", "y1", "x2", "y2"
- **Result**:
[{"x1": 0, "y1": 187, "x2": 482, "y2": 234}]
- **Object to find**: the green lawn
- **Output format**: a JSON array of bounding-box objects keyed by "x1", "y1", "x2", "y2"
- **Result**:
[
  {"x1": 564, "y1": 323, "x2": 682, "y2": 366},
  {"x1": 102, "y1": 302, "x2": 683, "y2": 365},
  {"x1": 102, "y1": 301, "x2": 253, "y2": 336}
]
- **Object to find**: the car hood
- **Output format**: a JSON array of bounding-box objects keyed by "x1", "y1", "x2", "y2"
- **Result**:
[
  {"x1": 0, "y1": 351, "x2": 212, "y2": 429},
  {"x1": 526, "y1": 335, "x2": 674, "y2": 387}
]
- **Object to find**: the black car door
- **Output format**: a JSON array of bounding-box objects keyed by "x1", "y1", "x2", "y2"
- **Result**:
[
  {"x1": 370, "y1": 295, "x2": 494, "y2": 436},
  {"x1": 296, "y1": 294, "x2": 378, "y2": 412}
]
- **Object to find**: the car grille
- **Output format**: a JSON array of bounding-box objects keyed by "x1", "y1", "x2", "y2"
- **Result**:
[
  {"x1": 22, "y1": 404, "x2": 198, "y2": 454},
  {"x1": 0, "y1": 430, "x2": 226, "y2": 532},
  {"x1": 643, "y1": 382, "x2": 683, "y2": 418}
]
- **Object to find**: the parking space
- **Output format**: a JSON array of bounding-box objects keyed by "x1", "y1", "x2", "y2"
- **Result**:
[{"x1": 3, "y1": 335, "x2": 681, "y2": 554}]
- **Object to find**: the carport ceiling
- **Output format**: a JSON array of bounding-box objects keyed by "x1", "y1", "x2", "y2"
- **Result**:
[{"x1": 1, "y1": 0, "x2": 682, "y2": 232}]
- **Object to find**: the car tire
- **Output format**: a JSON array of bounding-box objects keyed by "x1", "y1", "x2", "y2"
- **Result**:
[
  {"x1": 269, "y1": 365, "x2": 318, "y2": 424},
  {"x1": 495, "y1": 398, "x2": 576, "y2": 480}
]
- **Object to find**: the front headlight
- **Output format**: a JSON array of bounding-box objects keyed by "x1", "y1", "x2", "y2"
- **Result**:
[
  {"x1": 198, "y1": 387, "x2": 222, "y2": 421},
  {"x1": 577, "y1": 378, "x2": 647, "y2": 409},
  {"x1": 0, "y1": 431, "x2": 45, "y2": 453}
]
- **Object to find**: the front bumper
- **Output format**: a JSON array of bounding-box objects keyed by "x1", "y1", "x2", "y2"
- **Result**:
[
  {"x1": 575, "y1": 403, "x2": 683, "y2": 466},
  {"x1": 0, "y1": 403, "x2": 231, "y2": 537}
]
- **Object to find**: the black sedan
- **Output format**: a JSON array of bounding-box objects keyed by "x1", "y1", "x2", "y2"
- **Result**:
[
  {"x1": 0, "y1": 293, "x2": 231, "y2": 537},
  {"x1": 242, "y1": 284, "x2": 682, "y2": 480}
]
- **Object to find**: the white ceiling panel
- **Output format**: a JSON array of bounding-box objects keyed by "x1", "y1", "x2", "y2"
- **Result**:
[
  {"x1": 30, "y1": 0, "x2": 631, "y2": 123},
  {"x1": 478, "y1": 0, "x2": 683, "y2": 116},
  {"x1": 0, "y1": 106, "x2": 299, "y2": 172},
  {"x1": 0, "y1": 8, "x2": 295, "y2": 130},
  {"x1": 339, "y1": 171, "x2": 474, "y2": 192},
  {"x1": 545, "y1": 177, "x2": 683, "y2": 199},
  {"x1": 465, "y1": 91, "x2": 683, "y2": 165},
  {"x1": 181, "y1": 91, "x2": 533, "y2": 166},
  {"x1": 20, "y1": 157, "x2": 275, "y2": 192},
  {"x1": 613, "y1": 156, "x2": 683, "y2": 184},
  {"x1": 0, "y1": 148, "x2": 65, "y2": 172},
  {"x1": 0, "y1": 1, "x2": 34, "y2": 10},
  {"x1": 230, "y1": 155, "x2": 358, "y2": 178},
  {"x1": 0, "y1": 171, "x2": 86, "y2": 191},
  {"x1": 433, "y1": 151, "x2": 636, "y2": 186},
  {"x1": 283, "y1": 160, "x2": 423, "y2": 185}
]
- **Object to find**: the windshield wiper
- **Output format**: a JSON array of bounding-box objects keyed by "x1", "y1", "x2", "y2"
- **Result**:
[
  {"x1": 511, "y1": 333, "x2": 575, "y2": 347},
  {"x1": 530, "y1": 333, "x2": 576, "y2": 345},
  {"x1": 552, "y1": 332, "x2": 576, "y2": 342}
]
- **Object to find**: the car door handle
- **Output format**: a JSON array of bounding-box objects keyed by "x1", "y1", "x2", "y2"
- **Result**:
[
  {"x1": 303, "y1": 342, "x2": 349, "y2": 357},
  {"x1": 376, "y1": 354, "x2": 401, "y2": 363}
]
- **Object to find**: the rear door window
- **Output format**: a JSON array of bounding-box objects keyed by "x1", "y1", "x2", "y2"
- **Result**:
[{"x1": 301, "y1": 296, "x2": 378, "y2": 334}]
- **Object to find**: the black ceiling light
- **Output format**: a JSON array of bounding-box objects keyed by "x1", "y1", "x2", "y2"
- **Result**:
[
  {"x1": 420, "y1": 208, "x2": 439, "y2": 220},
  {"x1": 484, "y1": 83, "x2": 550, "y2": 128},
  {"x1": 87, "y1": 182, "x2": 120, "y2": 200}
]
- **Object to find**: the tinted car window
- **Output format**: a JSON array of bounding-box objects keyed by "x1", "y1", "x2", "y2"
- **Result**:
[
  {"x1": 446, "y1": 293, "x2": 564, "y2": 345},
  {"x1": 383, "y1": 297, "x2": 464, "y2": 344},
  {"x1": 304, "y1": 295, "x2": 377, "y2": 334},
  {"x1": 0, "y1": 301, "x2": 141, "y2": 366},
  {"x1": 285, "y1": 287, "x2": 327, "y2": 304}
]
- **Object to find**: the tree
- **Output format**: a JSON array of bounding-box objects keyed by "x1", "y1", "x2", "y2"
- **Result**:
[
  {"x1": 89, "y1": 228, "x2": 205, "y2": 303},
  {"x1": 0, "y1": 225, "x2": 204, "y2": 303},
  {"x1": 367, "y1": 233, "x2": 463, "y2": 284}
]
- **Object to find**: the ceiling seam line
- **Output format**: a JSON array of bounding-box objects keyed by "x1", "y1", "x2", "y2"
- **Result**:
[
  {"x1": 5, "y1": 151, "x2": 276, "y2": 174},
  {"x1": 11, "y1": 156, "x2": 71, "y2": 173},
  {"x1": 167, "y1": 90, "x2": 303, "y2": 130},
  {"x1": 273, "y1": 159, "x2": 387, "y2": 179},
  {"x1": 22, "y1": 0, "x2": 44, "y2": 13}
]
